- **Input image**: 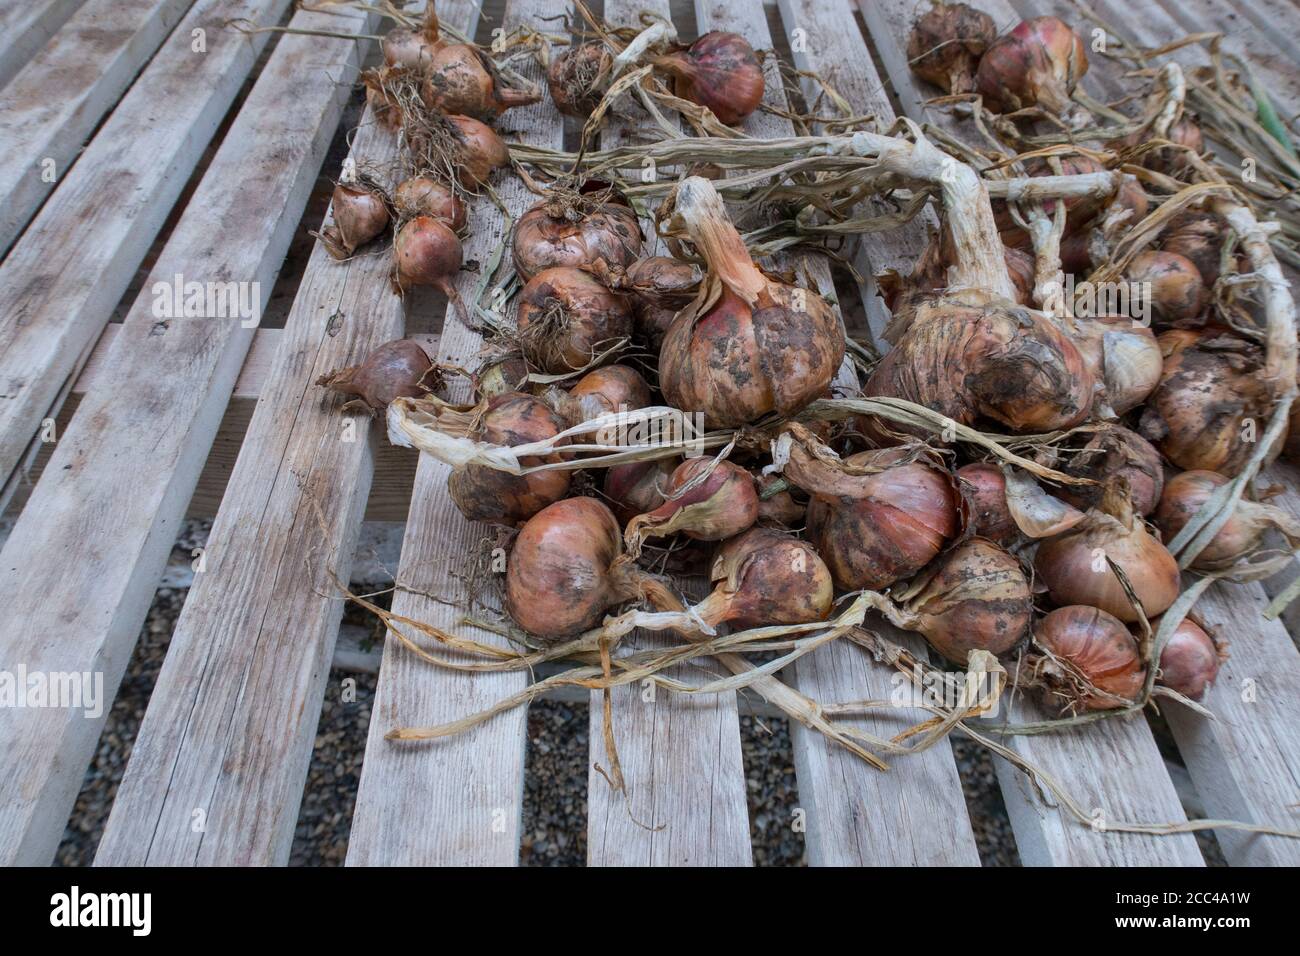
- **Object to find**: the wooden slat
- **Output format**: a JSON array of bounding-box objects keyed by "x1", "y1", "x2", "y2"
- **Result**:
[
  {"x1": 0, "y1": 3, "x2": 370, "y2": 867},
  {"x1": 583, "y1": 0, "x2": 753, "y2": 868},
  {"x1": 857, "y1": 0, "x2": 1201, "y2": 865},
  {"x1": 0, "y1": 0, "x2": 85, "y2": 91},
  {"x1": 344, "y1": 0, "x2": 545, "y2": 866},
  {"x1": 61, "y1": 5, "x2": 376, "y2": 866},
  {"x1": 0, "y1": 0, "x2": 195, "y2": 255},
  {"x1": 710, "y1": 0, "x2": 979, "y2": 865},
  {"x1": 1164, "y1": 581, "x2": 1300, "y2": 865},
  {"x1": 0, "y1": 0, "x2": 292, "y2": 494}
]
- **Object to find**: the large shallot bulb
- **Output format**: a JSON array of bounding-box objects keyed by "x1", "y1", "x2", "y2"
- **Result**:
[
  {"x1": 1155, "y1": 616, "x2": 1222, "y2": 701},
  {"x1": 544, "y1": 364, "x2": 651, "y2": 427},
  {"x1": 1125, "y1": 250, "x2": 1207, "y2": 327},
  {"x1": 506, "y1": 497, "x2": 676, "y2": 641},
  {"x1": 1055, "y1": 425, "x2": 1164, "y2": 517},
  {"x1": 975, "y1": 16, "x2": 1088, "y2": 117},
  {"x1": 420, "y1": 38, "x2": 540, "y2": 121},
  {"x1": 547, "y1": 41, "x2": 611, "y2": 118},
  {"x1": 1034, "y1": 481, "x2": 1181, "y2": 623},
  {"x1": 880, "y1": 538, "x2": 1033, "y2": 664},
  {"x1": 515, "y1": 267, "x2": 634, "y2": 373},
  {"x1": 658, "y1": 177, "x2": 844, "y2": 427},
  {"x1": 1065, "y1": 314, "x2": 1162, "y2": 416},
  {"x1": 785, "y1": 440, "x2": 962, "y2": 591},
  {"x1": 957, "y1": 462, "x2": 1017, "y2": 544},
  {"x1": 316, "y1": 177, "x2": 390, "y2": 261},
  {"x1": 1153, "y1": 470, "x2": 1300, "y2": 571},
  {"x1": 511, "y1": 195, "x2": 643, "y2": 280},
  {"x1": 447, "y1": 392, "x2": 571, "y2": 526},
  {"x1": 624, "y1": 457, "x2": 758, "y2": 548},
  {"x1": 864, "y1": 290, "x2": 1094, "y2": 434},
  {"x1": 690, "y1": 528, "x2": 834, "y2": 629},
  {"x1": 1030, "y1": 605, "x2": 1145, "y2": 711},
  {"x1": 1138, "y1": 330, "x2": 1279, "y2": 476},
  {"x1": 317, "y1": 339, "x2": 434, "y2": 411},
  {"x1": 653, "y1": 32, "x2": 764, "y2": 125},
  {"x1": 907, "y1": 2, "x2": 997, "y2": 94},
  {"x1": 393, "y1": 176, "x2": 466, "y2": 230},
  {"x1": 392, "y1": 215, "x2": 463, "y2": 300}
]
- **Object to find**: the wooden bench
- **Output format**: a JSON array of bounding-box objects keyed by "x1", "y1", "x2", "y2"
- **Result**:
[{"x1": 0, "y1": 0, "x2": 1297, "y2": 866}]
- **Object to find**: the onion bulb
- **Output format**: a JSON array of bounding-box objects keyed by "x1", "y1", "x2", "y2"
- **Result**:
[
  {"x1": 511, "y1": 195, "x2": 643, "y2": 281},
  {"x1": 506, "y1": 497, "x2": 675, "y2": 641},
  {"x1": 957, "y1": 462, "x2": 1017, "y2": 543},
  {"x1": 447, "y1": 392, "x2": 570, "y2": 526},
  {"x1": 625, "y1": 457, "x2": 758, "y2": 548},
  {"x1": 604, "y1": 458, "x2": 677, "y2": 526},
  {"x1": 393, "y1": 177, "x2": 466, "y2": 230},
  {"x1": 547, "y1": 41, "x2": 611, "y2": 118},
  {"x1": 659, "y1": 177, "x2": 844, "y2": 427},
  {"x1": 317, "y1": 179, "x2": 390, "y2": 261},
  {"x1": 420, "y1": 40, "x2": 540, "y2": 121},
  {"x1": 392, "y1": 215, "x2": 464, "y2": 301},
  {"x1": 1031, "y1": 605, "x2": 1145, "y2": 711},
  {"x1": 382, "y1": 26, "x2": 441, "y2": 71},
  {"x1": 1125, "y1": 250, "x2": 1207, "y2": 327},
  {"x1": 515, "y1": 266, "x2": 634, "y2": 373},
  {"x1": 787, "y1": 443, "x2": 962, "y2": 591},
  {"x1": 545, "y1": 364, "x2": 651, "y2": 427},
  {"x1": 473, "y1": 353, "x2": 530, "y2": 400},
  {"x1": 1153, "y1": 469, "x2": 1300, "y2": 571},
  {"x1": 1155, "y1": 616, "x2": 1222, "y2": 701},
  {"x1": 755, "y1": 472, "x2": 805, "y2": 529},
  {"x1": 1034, "y1": 481, "x2": 1181, "y2": 622},
  {"x1": 1055, "y1": 425, "x2": 1164, "y2": 517},
  {"x1": 976, "y1": 16, "x2": 1088, "y2": 117},
  {"x1": 691, "y1": 528, "x2": 834, "y2": 629},
  {"x1": 592, "y1": 256, "x2": 700, "y2": 351},
  {"x1": 1138, "y1": 330, "x2": 1279, "y2": 476},
  {"x1": 317, "y1": 338, "x2": 434, "y2": 411},
  {"x1": 1160, "y1": 210, "x2": 1226, "y2": 287},
  {"x1": 653, "y1": 32, "x2": 764, "y2": 125},
  {"x1": 1066, "y1": 314, "x2": 1162, "y2": 415},
  {"x1": 907, "y1": 2, "x2": 997, "y2": 94},
  {"x1": 887, "y1": 538, "x2": 1033, "y2": 665},
  {"x1": 444, "y1": 115, "x2": 509, "y2": 187},
  {"x1": 864, "y1": 290, "x2": 1094, "y2": 434}
]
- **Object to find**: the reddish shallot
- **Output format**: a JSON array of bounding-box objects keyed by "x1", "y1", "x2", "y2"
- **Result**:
[{"x1": 317, "y1": 338, "x2": 436, "y2": 412}]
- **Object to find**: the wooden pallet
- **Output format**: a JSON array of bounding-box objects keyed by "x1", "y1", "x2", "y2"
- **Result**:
[{"x1": 1, "y1": 0, "x2": 1298, "y2": 866}]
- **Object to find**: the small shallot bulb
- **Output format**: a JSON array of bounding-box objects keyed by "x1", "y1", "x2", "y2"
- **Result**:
[
  {"x1": 788, "y1": 442, "x2": 962, "y2": 591},
  {"x1": 604, "y1": 458, "x2": 677, "y2": 526},
  {"x1": 1031, "y1": 606, "x2": 1145, "y2": 711},
  {"x1": 447, "y1": 392, "x2": 570, "y2": 527},
  {"x1": 1153, "y1": 470, "x2": 1300, "y2": 571},
  {"x1": 890, "y1": 538, "x2": 1032, "y2": 665},
  {"x1": 545, "y1": 364, "x2": 651, "y2": 427},
  {"x1": 393, "y1": 177, "x2": 466, "y2": 230},
  {"x1": 692, "y1": 528, "x2": 834, "y2": 629},
  {"x1": 1034, "y1": 481, "x2": 1181, "y2": 623},
  {"x1": 624, "y1": 457, "x2": 759, "y2": 548},
  {"x1": 1156, "y1": 617, "x2": 1222, "y2": 701},
  {"x1": 381, "y1": 25, "x2": 441, "y2": 70},
  {"x1": 1066, "y1": 314, "x2": 1162, "y2": 416},
  {"x1": 1125, "y1": 250, "x2": 1207, "y2": 327},
  {"x1": 474, "y1": 353, "x2": 530, "y2": 399},
  {"x1": 957, "y1": 462, "x2": 1016, "y2": 543},
  {"x1": 1056, "y1": 425, "x2": 1164, "y2": 517},
  {"x1": 976, "y1": 16, "x2": 1088, "y2": 117},
  {"x1": 317, "y1": 179, "x2": 390, "y2": 260},
  {"x1": 654, "y1": 32, "x2": 764, "y2": 125},
  {"x1": 506, "y1": 497, "x2": 674, "y2": 641},
  {"x1": 592, "y1": 256, "x2": 700, "y2": 351},
  {"x1": 547, "y1": 41, "x2": 611, "y2": 118},
  {"x1": 1138, "y1": 330, "x2": 1278, "y2": 476},
  {"x1": 445, "y1": 115, "x2": 509, "y2": 187},
  {"x1": 392, "y1": 215, "x2": 463, "y2": 297},
  {"x1": 511, "y1": 196, "x2": 643, "y2": 281},
  {"x1": 864, "y1": 290, "x2": 1094, "y2": 434},
  {"x1": 659, "y1": 177, "x2": 845, "y2": 427},
  {"x1": 515, "y1": 267, "x2": 634, "y2": 373},
  {"x1": 316, "y1": 339, "x2": 434, "y2": 411},
  {"x1": 907, "y1": 2, "x2": 997, "y2": 94},
  {"x1": 1160, "y1": 210, "x2": 1225, "y2": 287},
  {"x1": 420, "y1": 41, "x2": 540, "y2": 121}
]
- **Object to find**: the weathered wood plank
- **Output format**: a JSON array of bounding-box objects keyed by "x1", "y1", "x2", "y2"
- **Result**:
[
  {"x1": 0, "y1": 3, "x2": 370, "y2": 867},
  {"x1": 0, "y1": 0, "x2": 195, "y2": 255},
  {"x1": 0, "y1": 0, "x2": 85, "y2": 91},
  {"x1": 584, "y1": 0, "x2": 753, "y2": 868},
  {"x1": 71, "y1": 5, "x2": 378, "y2": 865},
  {"x1": 1163, "y1": 580, "x2": 1300, "y2": 865},
  {"x1": 763, "y1": 0, "x2": 980, "y2": 866},
  {"x1": 0, "y1": 0, "x2": 292, "y2": 493},
  {"x1": 344, "y1": 0, "x2": 547, "y2": 866},
  {"x1": 858, "y1": 0, "x2": 1201, "y2": 865}
]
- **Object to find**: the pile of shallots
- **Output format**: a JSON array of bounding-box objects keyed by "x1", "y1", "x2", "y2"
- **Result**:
[{"x1": 312, "y1": 3, "x2": 1300, "y2": 738}]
